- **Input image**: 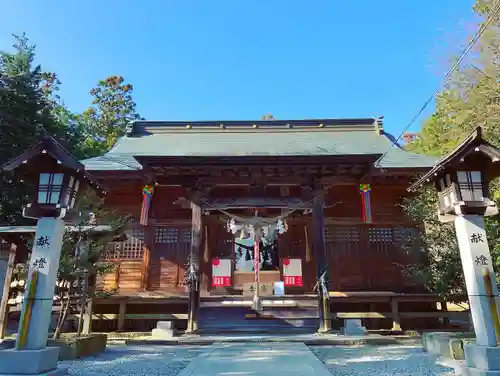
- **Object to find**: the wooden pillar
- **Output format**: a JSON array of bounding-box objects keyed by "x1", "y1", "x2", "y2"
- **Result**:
[
  {"x1": 187, "y1": 199, "x2": 202, "y2": 333},
  {"x1": 82, "y1": 298, "x2": 93, "y2": 335},
  {"x1": 142, "y1": 225, "x2": 154, "y2": 291},
  {"x1": 391, "y1": 298, "x2": 402, "y2": 332},
  {"x1": 82, "y1": 276, "x2": 96, "y2": 335},
  {"x1": 0, "y1": 243, "x2": 16, "y2": 339},
  {"x1": 439, "y1": 300, "x2": 449, "y2": 327},
  {"x1": 312, "y1": 189, "x2": 331, "y2": 333},
  {"x1": 117, "y1": 299, "x2": 127, "y2": 332}
]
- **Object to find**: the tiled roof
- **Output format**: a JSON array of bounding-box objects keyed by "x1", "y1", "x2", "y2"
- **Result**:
[{"x1": 81, "y1": 119, "x2": 438, "y2": 171}]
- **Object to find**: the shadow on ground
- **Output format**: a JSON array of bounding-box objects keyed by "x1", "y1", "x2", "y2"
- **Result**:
[
  {"x1": 59, "y1": 345, "x2": 205, "y2": 376},
  {"x1": 311, "y1": 345, "x2": 455, "y2": 376}
]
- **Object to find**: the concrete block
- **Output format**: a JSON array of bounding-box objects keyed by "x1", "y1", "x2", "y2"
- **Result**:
[
  {"x1": 151, "y1": 328, "x2": 176, "y2": 339},
  {"x1": 0, "y1": 368, "x2": 68, "y2": 376},
  {"x1": 458, "y1": 366, "x2": 500, "y2": 376},
  {"x1": 450, "y1": 338, "x2": 466, "y2": 360},
  {"x1": 342, "y1": 319, "x2": 366, "y2": 336},
  {"x1": 423, "y1": 332, "x2": 459, "y2": 357},
  {"x1": 156, "y1": 321, "x2": 174, "y2": 330},
  {"x1": 0, "y1": 340, "x2": 14, "y2": 350},
  {"x1": 465, "y1": 344, "x2": 500, "y2": 371},
  {"x1": 0, "y1": 347, "x2": 61, "y2": 375}
]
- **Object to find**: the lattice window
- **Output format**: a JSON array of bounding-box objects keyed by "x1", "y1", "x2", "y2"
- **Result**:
[
  {"x1": 180, "y1": 228, "x2": 192, "y2": 243},
  {"x1": 393, "y1": 227, "x2": 418, "y2": 245},
  {"x1": 368, "y1": 227, "x2": 393, "y2": 243},
  {"x1": 105, "y1": 227, "x2": 144, "y2": 260},
  {"x1": 324, "y1": 227, "x2": 361, "y2": 243},
  {"x1": 121, "y1": 228, "x2": 145, "y2": 259},
  {"x1": 155, "y1": 228, "x2": 179, "y2": 244},
  {"x1": 105, "y1": 242, "x2": 121, "y2": 260}
]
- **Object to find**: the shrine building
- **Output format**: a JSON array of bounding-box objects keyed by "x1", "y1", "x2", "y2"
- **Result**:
[{"x1": 3, "y1": 117, "x2": 464, "y2": 334}]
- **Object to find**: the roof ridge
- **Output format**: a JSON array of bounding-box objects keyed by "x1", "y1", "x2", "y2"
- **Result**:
[{"x1": 127, "y1": 118, "x2": 384, "y2": 136}]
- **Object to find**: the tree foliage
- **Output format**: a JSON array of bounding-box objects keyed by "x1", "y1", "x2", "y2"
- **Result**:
[
  {"x1": 0, "y1": 34, "x2": 70, "y2": 225},
  {"x1": 77, "y1": 75, "x2": 141, "y2": 158},
  {"x1": 404, "y1": 1, "x2": 500, "y2": 298},
  {"x1": 0, "y1": 34, "x2": 140, "y2": 335}
]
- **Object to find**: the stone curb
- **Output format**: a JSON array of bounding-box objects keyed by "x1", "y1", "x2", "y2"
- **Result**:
[{"x1": 124, "y1": 336, "x2": 420, "y2": 346}]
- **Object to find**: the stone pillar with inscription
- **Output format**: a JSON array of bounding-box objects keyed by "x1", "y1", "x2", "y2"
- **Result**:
[
  {"x1": 0, "y1": 218, "x2": 67, "y2": 376},
  {"x1": 405, "y1": 127, "x2": 500, "y2": 375},
  {"x1": 19, "y1": 218, "x2": 65, "y2": 350},
  {"x1": 455, "y1": 215, "x2": 500, "y2": 348}
]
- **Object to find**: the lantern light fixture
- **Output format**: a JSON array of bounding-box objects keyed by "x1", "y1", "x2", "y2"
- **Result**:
[
  {"x1": 408, "y1": 127, "x2": 500, "y2": 222},
  {"x1": 1, "y1": 135, "x2": 104, "y2": 219}
]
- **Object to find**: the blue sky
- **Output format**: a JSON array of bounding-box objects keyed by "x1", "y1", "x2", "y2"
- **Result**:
[{"x1": 1, "y1": 1, "x2": 476, "y2": 136}]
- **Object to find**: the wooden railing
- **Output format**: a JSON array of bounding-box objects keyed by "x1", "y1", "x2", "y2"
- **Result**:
[{"x1": 328, "y1": 291, "x2": 470, "y2": 331}]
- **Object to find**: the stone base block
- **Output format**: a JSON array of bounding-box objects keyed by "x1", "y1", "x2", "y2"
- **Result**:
[
  {"x1": 454, "y1": 364, "x2": 500, "y2": 376},
  {"x1": 341, "y1": 319, "x2": 367, "y2": 336},
  {"x1": 0, "y1": 340, "x2": 15, "y2": 350},
  {"x1": 0, "y1": 347, "x2": 64, "y2": 375},
  {"x1": 0, "y1": 367, "x2": 68, "y2": 376},
  {"x1": 465, "y1": 344, "x2": 500, "y2": 371},
  {"x1": 156, "y1": 321, "x2": 175, "y2": 330},
  {"x1": 152, "y1": 328, "x2": 176, "y2": 339}
]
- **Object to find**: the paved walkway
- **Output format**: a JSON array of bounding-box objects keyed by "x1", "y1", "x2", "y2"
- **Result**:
[
  {"x1": 177, "y1": 342, "x2": 332, "y2": 376},
  {"x1": 60, "y1": 343, "x2": 454, "y2": 376}
]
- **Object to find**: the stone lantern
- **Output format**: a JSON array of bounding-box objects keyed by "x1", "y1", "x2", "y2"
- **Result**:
[
  {"x1": 2, "y1": 136, "x2": 103, "y2": 220},
  {"x1": 408, "y1": 127, "x2": 500, "y2": 376},
  {"x1": 0, "y1": 135, "x2": 103, "y2": 376}
]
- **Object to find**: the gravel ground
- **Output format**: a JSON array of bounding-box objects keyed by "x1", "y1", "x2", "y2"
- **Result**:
[
  {"x1": 59, "y1": 343, "x2": 455, "y2": 376},
  {"x1": 60, "y1": 345, "x2": 205, "y2": 376},
  {"x1": 311, "y1": 345, "x2": 455, "y2": 376}
]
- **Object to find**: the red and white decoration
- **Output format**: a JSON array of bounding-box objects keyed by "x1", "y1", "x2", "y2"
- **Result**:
[
  {"x1": 282, "y1": 258, "x2": 303, "y2": 286},
  {"x1": 212, "y1": 258, "x2": 232, "y2": 287}
]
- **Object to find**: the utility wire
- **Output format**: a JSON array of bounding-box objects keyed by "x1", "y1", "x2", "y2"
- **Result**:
[{"x1": 378, "y1": 0, "x2": 500, "y2": 163}]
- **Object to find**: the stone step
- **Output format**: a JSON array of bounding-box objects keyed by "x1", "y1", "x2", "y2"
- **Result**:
[
  {"x1": 152, "y1": 328, "x2": 177, "y2": 339},
  {"x1": 198, "y1": 306, "x2": 318, "y2": 333},
  {"x1": 156, "y1": 321, "x2": 175, "y2": 330}
]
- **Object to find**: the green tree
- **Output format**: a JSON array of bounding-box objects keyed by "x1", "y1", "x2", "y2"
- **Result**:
[
  {"x1": 77, "y1": 75, "x2": 141, "y2": 158},
  {"x1": 0, "y1": 34, "x2": 72, "y2": 225},
  {"x1": 0, "y1": 34, "x2": 135, "y2": 337},
  {"x1": 53, "y1": 191, "x2": 131, "y2": 339},
  {"x1": 403, "y1": 1, "x2": 500, "y2": 298}
]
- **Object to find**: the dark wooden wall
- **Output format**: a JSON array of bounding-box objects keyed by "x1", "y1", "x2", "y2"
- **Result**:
[{"x1": 96, "y1": 182, "x2": 423, "y2": 295}]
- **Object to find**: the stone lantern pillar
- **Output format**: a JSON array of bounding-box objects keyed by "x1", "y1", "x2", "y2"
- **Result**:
[
  {"x1": 408, "y1": 127, "x2": 500, "y2": 375},
  {"x1": 0, "y1": 135, "x2": 104, "y2": 376}
]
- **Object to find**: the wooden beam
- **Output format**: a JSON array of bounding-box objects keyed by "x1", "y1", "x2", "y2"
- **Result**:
[
  {"x1": 399, "y1": 311, "x2": 469, "y2": 319},
  {"x1": 335, "y1": 311, "x2": 469, "y2": 320},
  {"x1": 156, "y1": 175, "x2": 360, "y2": 187},
  {"x1": 71, "y1": 313, "x2": 189, "y2": 320},
  {"x1": 0, "y1": 243, "x2": 16, "y2": 339},
  {"x1": 336, "y1": 312, "x2": 392, "y2": 319}
]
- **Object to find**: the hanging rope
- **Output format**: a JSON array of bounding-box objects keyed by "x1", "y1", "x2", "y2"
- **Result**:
[
  {"x1": 203, "y1": 225, "x2": 209, "y2": 263},
  {"x1": 304, "y1": 224, "x2": 311, "y2": 262}
]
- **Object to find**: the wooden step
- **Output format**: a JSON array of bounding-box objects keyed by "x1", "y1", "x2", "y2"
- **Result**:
[{"x1": 198, "y1": 306, "x2": 319, "y2": 334}]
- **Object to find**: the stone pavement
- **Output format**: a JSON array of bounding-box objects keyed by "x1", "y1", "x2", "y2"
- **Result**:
[
  {"x1": 123, "y1": 332, "x2": 420, "y2": 346},
  {"x1": 177, "y1": 342, "x2": 332, "y2": 376},
  {"x1": 59, "y1": 343, "x2": 455, "y2": 376}
]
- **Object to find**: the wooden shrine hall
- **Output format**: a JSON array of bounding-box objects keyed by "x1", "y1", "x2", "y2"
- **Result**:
[{"x1": 2, "y1": 118, "x2": 469, "y2": 334}]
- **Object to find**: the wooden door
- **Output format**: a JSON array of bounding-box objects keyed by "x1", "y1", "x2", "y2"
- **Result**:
[
  {"x1": 114, "y1": 227, "x2": 145, "y2": 292},
  {"x1": 149, "y1": 226, "x2": 191, "y2": 290},
  {"x1": 278, "y1": 222, "x2": 314, "y2": 293},
  {"x1": 326, "y1": 225, "x2": 366, "y2": 291}
]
